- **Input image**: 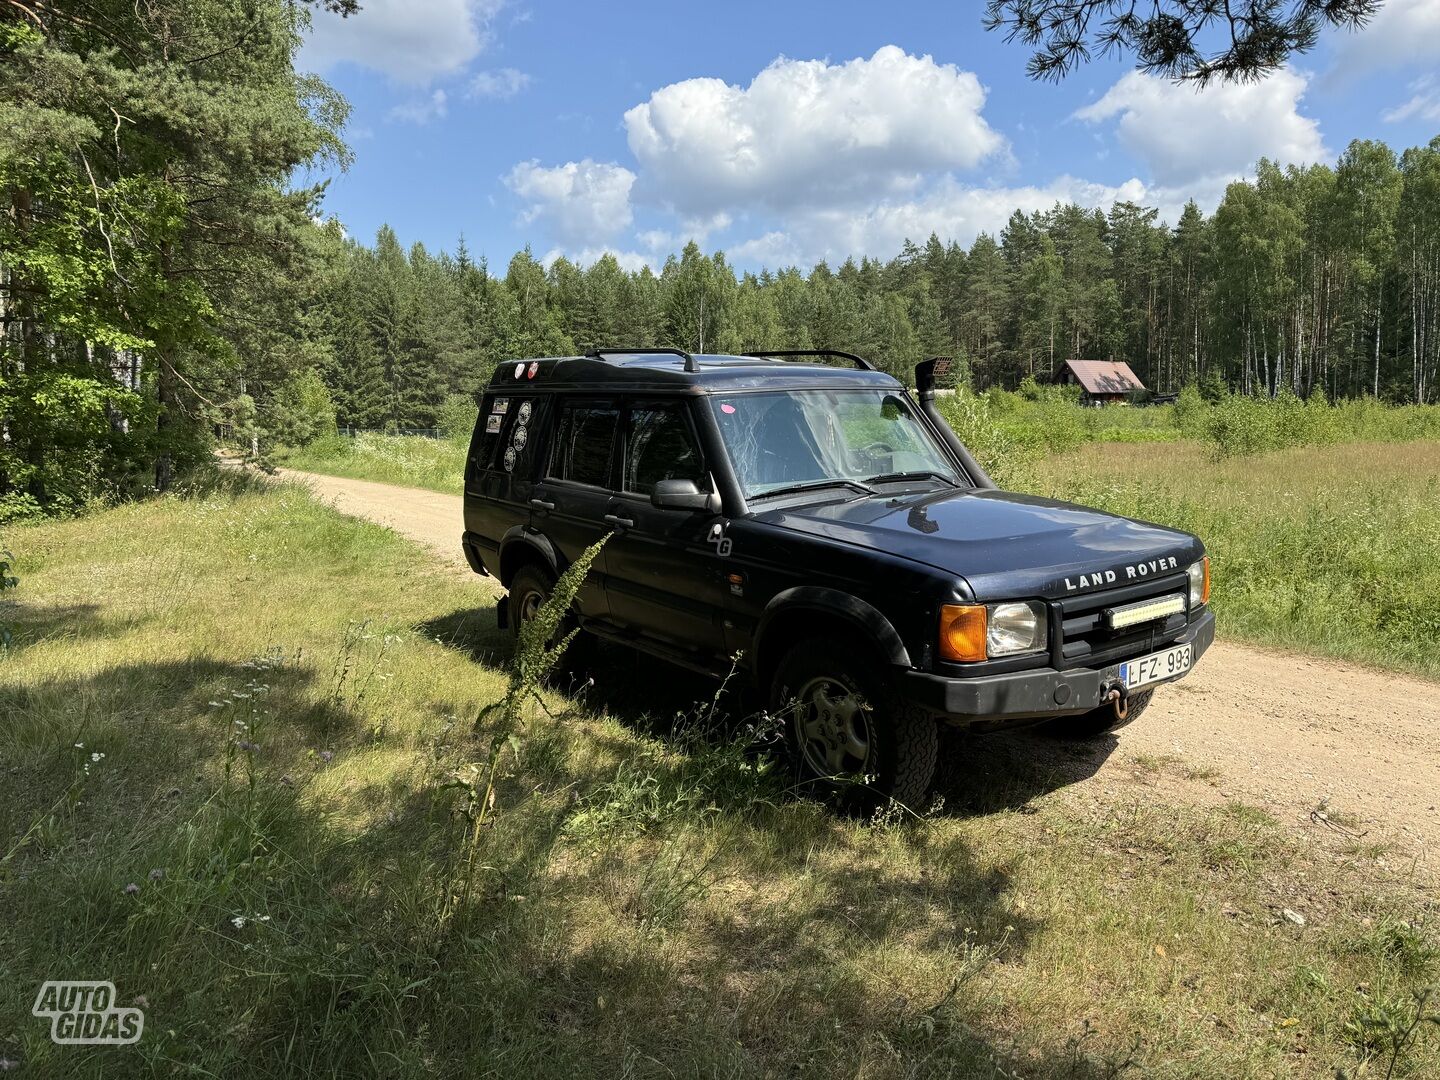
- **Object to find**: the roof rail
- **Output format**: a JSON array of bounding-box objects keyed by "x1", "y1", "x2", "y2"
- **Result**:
[
  {"x1": 586, "y1": 347, "x2": 698, "y2": 373},
  {"x1": 742, "y1": 349, "x2": 876, "y2": 372}
]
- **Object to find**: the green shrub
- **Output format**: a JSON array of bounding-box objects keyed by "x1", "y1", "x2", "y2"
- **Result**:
[
  {"x1": 437, "y1": 393, "x2": 479, "y2": 442},
  {"x1": 936, "y1": 391, "x2": 1038, "y2": 489},
  {"x1": 1204, "y1": 390, "x2": 1342, "y2": 459},
  {"x1": 267, "y1": 371, "x2": 337, "y2": 448}
]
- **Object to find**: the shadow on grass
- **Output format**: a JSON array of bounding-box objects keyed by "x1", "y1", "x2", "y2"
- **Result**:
[
  {"x1": 0, "y1": 601, "x2": 162, "y2": 651},
  {"x1": 1, "y1": 653, "x2": 1137, "y2": 1078},
  {"x1": 421, "y1": 605, "x2": 1117, "y2": 819}
]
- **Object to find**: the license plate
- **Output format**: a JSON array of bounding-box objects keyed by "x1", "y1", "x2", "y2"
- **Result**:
[{"x1": 1119, "y1": 643, "x2": 1192, "y2": 690}]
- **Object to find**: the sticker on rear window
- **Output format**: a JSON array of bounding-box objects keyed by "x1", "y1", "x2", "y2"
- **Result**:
[
  {"x1": 485, "y1": 414, "x2": 503, "y2": 434},
  {"x1": 491, "y1": 398, "x2": 509, "y2": 414},
  {"x1": 720, "y1": 403, "x2": 736, "y2": 414}
]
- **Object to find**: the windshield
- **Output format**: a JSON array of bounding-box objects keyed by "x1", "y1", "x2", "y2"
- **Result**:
[{"x1": 710, "y1": 389, "x2": 960, "y2": 498}]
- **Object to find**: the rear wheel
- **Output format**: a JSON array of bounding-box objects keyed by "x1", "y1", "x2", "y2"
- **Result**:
[
  {"x1": 771, "y1": 638, "x2": 937, "y2": 811},
  {"x1": 1043, "y1": 688, "x2": 1153, "y2": 739},
  {"x1": 508, "y1": 564, "x2": 591, "y2": 669}
]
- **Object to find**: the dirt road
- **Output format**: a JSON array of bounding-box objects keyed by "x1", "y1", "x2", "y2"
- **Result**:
[{"x1": 281, "y1": 467, "x2": 1440, "y2": 858}]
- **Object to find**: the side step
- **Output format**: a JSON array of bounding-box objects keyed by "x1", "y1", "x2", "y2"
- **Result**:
[{"x1": 581, "y1": 618, "x2": 736, "y2": 680}]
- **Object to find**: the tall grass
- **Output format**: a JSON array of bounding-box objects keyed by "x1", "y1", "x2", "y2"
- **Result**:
[
  {"x1": 1185, "y1": 389, "x2": 1440, "y2": 458},
  {"x1": 1034, "y1": 441, "x2": 1440, "y2": 678},
  {"x1": 2, "y1": 484, "x2": 1436, "y2": 1076},
  {"x1": 279, "y1": 431, "x2": 467, "y2": 490}
]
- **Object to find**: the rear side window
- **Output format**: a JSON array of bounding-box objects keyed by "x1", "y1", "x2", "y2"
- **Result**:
[
  {"x1": 550, "y1": 400, "x2": 618, "y2": 487},
  {"x1": 624, "y1": 402, "x2": 704, "y2": 495},
  {"x1": 476, "y1": 395, "x2": 539, "y2": 475}
]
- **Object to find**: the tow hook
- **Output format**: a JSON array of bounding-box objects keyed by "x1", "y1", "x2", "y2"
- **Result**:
[{"x1": 1103, "y1": 683, "x2": 1130, "y2": 722}]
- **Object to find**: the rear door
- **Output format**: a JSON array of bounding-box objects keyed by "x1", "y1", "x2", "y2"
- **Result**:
[
  {"x1": 529, "y1": 396, "x2": 619, "y2": 619},
  {"x1": 465, "y1": 391, "x2": 540, "y2": 572},
  {"x1": 602, "y1": 398, "x2": 730, "y2": 658}
]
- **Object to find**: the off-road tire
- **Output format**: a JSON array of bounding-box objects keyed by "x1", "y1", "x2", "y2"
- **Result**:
[
  {"x1": 1044, "y1": 687, "x2": 1154, "y2": 739},
  {"x1": 507, "y1": 564, "x2": 591, "y2": 669},
  {"x1": 771, "y1": 638, "x2": 938, "y2": 811}
]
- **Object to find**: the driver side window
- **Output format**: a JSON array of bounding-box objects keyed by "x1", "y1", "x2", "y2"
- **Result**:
[{"x1": 623, "y1": 401, "x2": 705, "y2": 495}]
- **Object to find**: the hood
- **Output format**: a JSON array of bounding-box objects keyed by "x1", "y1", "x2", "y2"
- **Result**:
[{"x1": 757, "y1": 487, "x2": 1202, "y2": 601}]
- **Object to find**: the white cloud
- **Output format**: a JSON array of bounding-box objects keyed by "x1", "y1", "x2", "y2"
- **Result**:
[
  {"x1": 623, "y1": 45, "x2": 1005, "y2": 219},
  {"x1": 302, "y1": 0, "x2": 504, "y2": 83},
  {"x1": 1327, "y1": 0, "x2": 1440, "y2": 77},
  {"x1": 388, "y1": 89, "x2": 448, "y2": 125},
  {"x1": 540, "y1": 247, "x2": 655, "y2": 273},
  {"x1": 731, "y1": 175, "x2": 1153, "y2": 268},
  {"x1": 1384, "y1": 74, "x2": 1440, "y2": 124},
  {"x1": 468, "y1": 68, "x2": 531, "y2": 100},
  {"x1": 1075, "y1": 69, "x2": 1325, "y2": 196},
  {"x1": 505, "y1": 159, "x2": 637, "y2": 247}
]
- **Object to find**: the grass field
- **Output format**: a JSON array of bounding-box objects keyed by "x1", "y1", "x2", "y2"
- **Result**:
[
  {"x1": 279, "y1": 431, "x2": 468, "y2": 492},
  {"x1": 2, "y1": 477, "x2": 1438, "y2": 1077},
  {"x1": 1037, "y1": 440, "x2": 1440, "y2": 680}
]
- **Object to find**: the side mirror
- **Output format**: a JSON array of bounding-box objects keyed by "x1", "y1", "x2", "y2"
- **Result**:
[{"x1": 651, "y1": 478, "x2": 721, "y2": 514}]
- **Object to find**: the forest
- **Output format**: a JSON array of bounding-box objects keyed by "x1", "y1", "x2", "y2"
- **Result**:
[
  {"x1": 2, "y1": 0, "x2": 1439, "y2": 522},
  {"x1": 312, "y1": 143, "x2": 1440, "y2": 435}
]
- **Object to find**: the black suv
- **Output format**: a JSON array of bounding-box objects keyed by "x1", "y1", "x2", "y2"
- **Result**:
[{"x1": 462, "y1": 349, "x2": 1214, "y2": 805}]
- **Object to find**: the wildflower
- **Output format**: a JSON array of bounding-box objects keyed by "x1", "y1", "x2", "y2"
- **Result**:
[
  {"x1": 0, "y1": 1057, "x2": 21, "y2": 1072},
  {"x1": 132, "y1": 995, "x2": 149, "y2": 1008},
  {"x1": 231, "y1": 916, "x2": 247, "y2": 929},
  {"x1": 149, "y1": 868, "x2": 165, "y2": 881},
  {"x1": 123, "y1": 883, "x2": 140, "y2": 895},
  {"x1": 90, "y1": 752, "x2": 104, "y2": 763},
  {"x1": 319, "y1": 750, "x2": 335, "y2": 763},
  {"x1": 73, "y1": 742, "x2": 84, "y2": 749}
]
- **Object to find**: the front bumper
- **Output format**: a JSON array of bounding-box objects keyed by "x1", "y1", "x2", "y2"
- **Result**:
[{"x1": 901, "y1": 607, "x2": 1215, "y2": 727}]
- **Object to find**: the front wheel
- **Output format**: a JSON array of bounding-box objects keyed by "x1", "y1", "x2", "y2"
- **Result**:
[{"x1": 771, "y1": 638, "x2": 937, "y2": 811}]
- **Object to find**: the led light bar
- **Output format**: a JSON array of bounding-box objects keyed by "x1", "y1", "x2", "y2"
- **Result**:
[{"x1": 1105, "y1": 593, "x2": 1186, "y2": 630}]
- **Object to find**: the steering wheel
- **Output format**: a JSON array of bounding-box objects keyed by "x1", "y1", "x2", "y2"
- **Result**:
[{"x1": 858, "y1": 441, "x2": 895, "y2": 457}]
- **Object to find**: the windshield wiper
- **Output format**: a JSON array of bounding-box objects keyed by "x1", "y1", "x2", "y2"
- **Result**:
[
  {"x1": 754, "y1": 478, "x2": 877, "y2": 501},
  {"x1": 864, "y1": 470, "x2": 959, "y2": 488}
]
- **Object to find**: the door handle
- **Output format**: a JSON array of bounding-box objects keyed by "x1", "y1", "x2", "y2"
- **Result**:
[
  {"x1": 603, "y1": 513, "x2": 634, "y2": 529},
  {"x1": 529, "y1": 498, "x2": 555, "y2": 511}
]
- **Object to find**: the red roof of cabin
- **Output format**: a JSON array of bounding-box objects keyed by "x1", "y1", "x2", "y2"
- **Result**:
[{"x1": 1064, "y1": 359, "x2": 1145, "y2": 394}]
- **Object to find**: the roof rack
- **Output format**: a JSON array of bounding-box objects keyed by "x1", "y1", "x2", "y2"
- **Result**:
[
  {"x1": 586, "y1": 347, "x2": 699, "y2": 373},
  {"x1": 742, "y1": 349, "x2": 876, "y2": 372}
]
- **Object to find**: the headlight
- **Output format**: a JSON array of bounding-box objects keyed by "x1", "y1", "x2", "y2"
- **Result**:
[
  {"x1": 987, "y1": 601, "x2": 1048, "y2": 657},
  {"x1": 1187, "y1": 557, "x2": 1210, "y2": 609},
  {"x1": 939, "y1": 601, "x2": 1047, "y2": 661}
]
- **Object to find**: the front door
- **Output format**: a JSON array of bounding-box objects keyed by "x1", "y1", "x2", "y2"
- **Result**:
[{"x1": 602, "y1": 398, "x2": 730, "y2": 659}]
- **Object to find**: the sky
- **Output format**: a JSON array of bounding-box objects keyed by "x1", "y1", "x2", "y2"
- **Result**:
[{"x1": 299, "y1": 0, "x2": 1440, "y2": 272}]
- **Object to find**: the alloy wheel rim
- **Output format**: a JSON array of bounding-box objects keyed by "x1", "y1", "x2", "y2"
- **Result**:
[
  {"x1": 517, "y1": 588, "x2": 544, "y2": 625},
  {"x1": 793, "y1": 675, "x2": 872, "y2": 778}
]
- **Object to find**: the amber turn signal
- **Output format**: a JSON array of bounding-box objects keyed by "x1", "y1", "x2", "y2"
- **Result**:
[
  {"x1": 939, "y1": 604, "x2": 987, "y2": 663},
  {"x1": 1201, "y1": 555, "x2": 1211, "y2": 605}
]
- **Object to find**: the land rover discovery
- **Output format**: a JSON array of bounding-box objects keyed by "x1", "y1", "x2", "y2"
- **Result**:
[{"x1": 461, "y1": 349, "x2": 1214, "y2": 806}]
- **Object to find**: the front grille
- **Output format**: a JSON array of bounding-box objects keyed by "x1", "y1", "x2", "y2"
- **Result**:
[{"x1": 1052, "y1": 572, "x2": 1190, "y2": 668}]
